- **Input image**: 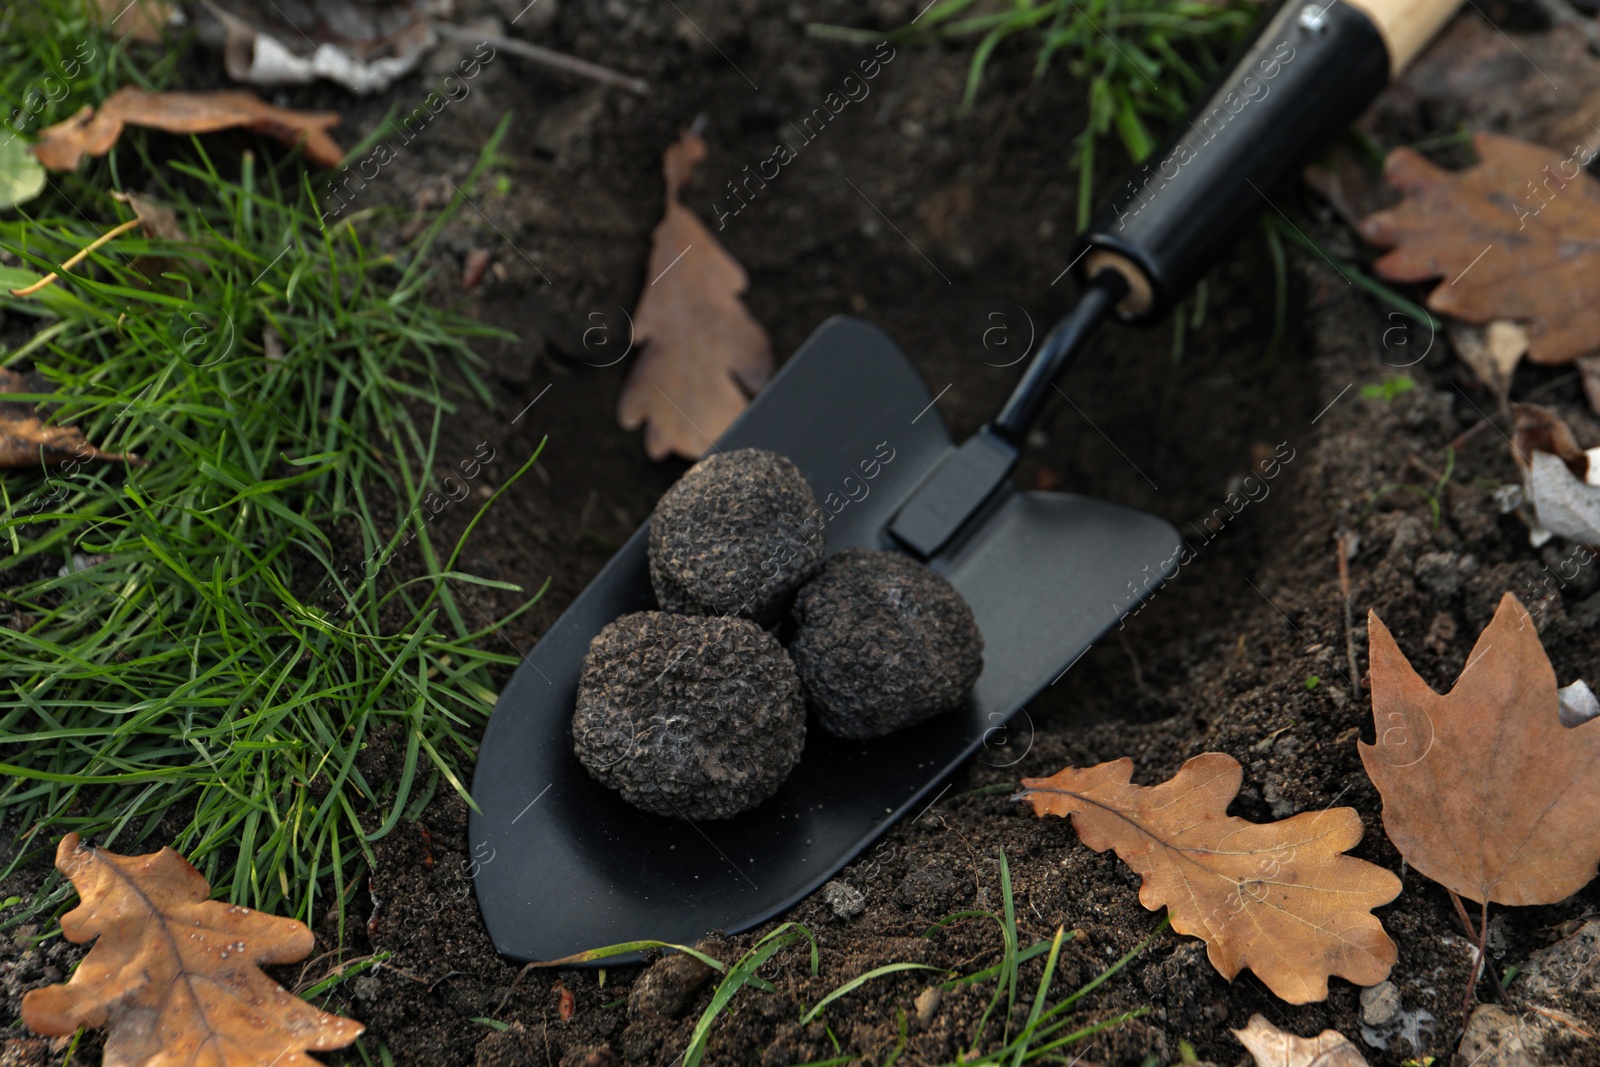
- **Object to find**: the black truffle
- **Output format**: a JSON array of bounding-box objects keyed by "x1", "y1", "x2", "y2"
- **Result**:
[
  {"x1": 572, "y1": 611, "x2": 806, "y2": 820},
  {"x1": 648, "y1": 448, "x2": 825, "y2": 626},
  {"x1": 788, "y1": 548, "x2": 983, "y2": 739}
]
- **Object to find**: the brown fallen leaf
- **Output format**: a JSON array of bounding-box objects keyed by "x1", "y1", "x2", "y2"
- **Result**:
[
  {"x1": 34, "y1": 87, "x2": 343, "y2": 172},
  {"x1": 111, "y1": 190, "x2": 199, "y2": 290},
  {"x1": 1232, "y1": 1014, "x2": 1370, "y2": 1067},
  {"x1": 0, "y1": 369, "x2": 136, "y2": 468},
  {"x1": 556, "y1": 982, "x2": 575, "y2": 1022},
  {"x1": 1359, "y1": 132, "x2": 1600, "y2": 365},
  {"x1": 1019, "y1": 753, "x2": 1400, "y2": 1004},
  {"x1": 616, "y1": 128, "x2": 773, "y2": 461},
  {"x1": 111, "y1": 190, "x2": 187, "y2": 241},
  {"x1": 95, "y1": 0, "x2": 174, "y2": 42},
  {"x1": 1511, "y1": 403, "x2": 1589, "y2": 479},
  {"x1": 21, "y1": 833, "x2": 362, "y2": 1066},
  {"x1": 1361, "y1": 593, "x2": 1600, "y2": 906},
  {"x1": 1449, "y1": 320, "x2": 1528, "y2": 404}
]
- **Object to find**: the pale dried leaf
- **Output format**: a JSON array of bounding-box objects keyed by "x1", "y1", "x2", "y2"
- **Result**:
[
  {"x1": 21, "y1": 833, "x2": 362, "y2": 1066},
  {"x1": 1019, "y1": 753, "x2": 1400, "y2": 1004},
  {"x1": 616, "y1": 128, "x2": 772, "y2": 461},
  {"x1": 1509, "y1": 404, "x2": 1600, "y2": 546},
  {"x1": 34, "y1": 87, "x2": 343, "y2": 171},
  {"x1": 1361, "y1": 594, "x2": 1600, "y2": 906},
  {"x1": 1233, "y1": 1014, "x2": 1370, "y2": 1067},
  {"x1": 1526, "y1": 450, "x2": 1600, "y2": 546},
  {"x1": 1449, "y1": 320, "x2": 1528, "y2": 400},
  {"x1": 202, "y1": 0, "x2": 436, "y2": 94}
]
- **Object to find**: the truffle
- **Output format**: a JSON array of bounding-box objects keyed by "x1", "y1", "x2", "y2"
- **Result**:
[
  {"x1": 572, "y1": 611, "x2": 806, "y2": 820},
  {"x1": 788, "y1": 548, "x2": 983, "y2": 739},
  {"x1": 648, "y1": 448, "x2": 825, "y2": 626}
]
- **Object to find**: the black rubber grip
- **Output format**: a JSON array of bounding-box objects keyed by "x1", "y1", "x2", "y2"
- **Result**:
[{"x1": 1074, "y1": 0, "x2": 1389, "y2": 320}]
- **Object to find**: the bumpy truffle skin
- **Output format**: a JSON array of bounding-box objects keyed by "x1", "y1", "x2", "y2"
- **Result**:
[
  {"x1": 648, "y1": 448, "x2": 825, "y2": 626},
  {"x1": 572, "y1": 611, "x2": 806, "y2": 820},
  {"x1": 788, "y1": 549, "x2": 983, "y2": 739}
]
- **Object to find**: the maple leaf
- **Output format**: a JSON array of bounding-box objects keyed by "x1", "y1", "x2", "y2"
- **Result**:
[
  {"x1": 1233, "y1": 1014, "x2": 1370, "y2": 1067},
  {"x1": 1019, "y1": 753, "x2": 1400, "y2": 1004},
  {"x1": 616, "y1": 128, "x2": 773, "y2": 461},
  {"x1": 21, "y1": 833, "x2": 362, "y2": 1066},
  {"x1": 1359, "y1": 132, "x2": 1600, "y2": 365},
  {"x1": 1361, "y1": 593, "x2": 1600, "y2": 906},
  {"x1": 33, "y1": 87, "x2": 343, "y2": 171}
]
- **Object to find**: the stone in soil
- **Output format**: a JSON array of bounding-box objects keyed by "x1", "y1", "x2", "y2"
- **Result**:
[
  {"x1": 1517, "y1": 919, "x2": 1600, "y2": 1001},
  {"x1": 1455, "y1": 1003, "x2": 1584, "y2": 1067},
  {"x1": 820, "y1": 879, "x2": 865, "y2": 920},
  {"x1": 788, "y1": 548, "x2": 982, "y2": 739},
  {"x1": 648, "y1": 447, "x2": 825, "y2": 626},
  {"x1": 571, "y1": 611, "x2": 805, "y2": 820}
]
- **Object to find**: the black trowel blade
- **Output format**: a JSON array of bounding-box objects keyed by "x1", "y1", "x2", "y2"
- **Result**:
[{"x1": 468, "y1": 316, "x2": 1182, "y2": 963}]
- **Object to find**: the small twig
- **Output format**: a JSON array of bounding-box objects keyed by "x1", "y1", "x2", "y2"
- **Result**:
[
  {"x1": 1449, "y1": 417, "x2": 1494, "y2": 453},
  {"x1": 432, "y1": 22, "x2": 649, "y2": 95},
  {"x1": 1336, "y1": 530, "x2": 1361, "y2": 704},
  {"x1": 9, "y1": 217, "x2": 142, "y2": 296}
]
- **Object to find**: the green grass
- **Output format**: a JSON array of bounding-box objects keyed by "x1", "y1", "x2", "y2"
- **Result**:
[
  {"x1": 0, "y1": 0, "x2": 538, "y2": 939},
  {"x1": 812, "y1": 0, "x2": 1256, "y2": 229},
  {"x1": 551, "y1": 849, "x2": 1165, "y2": 1065},
  {"x1": 1362, "y1": 445, "x2": 1456, "y2": 529},
  {"x1": 924, "y1": 849, "x2": 1165, "y2": 1063}
]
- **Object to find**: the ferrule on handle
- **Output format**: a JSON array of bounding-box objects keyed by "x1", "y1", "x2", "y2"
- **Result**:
[{"x1": 1073, "y1": 0, "x2": 1462, "y2": 322}]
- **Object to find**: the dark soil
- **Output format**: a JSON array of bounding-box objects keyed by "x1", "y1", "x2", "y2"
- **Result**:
[{"x1": 5, "y1": 0, "x2": 1600, "y2": 1064}]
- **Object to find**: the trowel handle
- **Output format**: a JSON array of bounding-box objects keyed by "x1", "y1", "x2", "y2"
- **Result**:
[{"x1": 1071, "y1": 0, "x2": 1462, "y2": 321}]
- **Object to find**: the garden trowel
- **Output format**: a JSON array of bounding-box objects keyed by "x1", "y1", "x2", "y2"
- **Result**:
[{"x1": 470, "y1": 0, "x2": 1464, "y2": 962}]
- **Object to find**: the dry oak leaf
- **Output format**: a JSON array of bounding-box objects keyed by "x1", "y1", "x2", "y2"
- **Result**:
[
  {"x1": 616, "y1": 127, "x2": 772, "y2": 461},
  {"x1": 1232, "y1": 1014, "x2": 1370, "y2": 1067},
  {"x1": 1361, "y1": 593, "x2": 1600, "y2": 906},
  {"x1": 21, "y1": 833, "x2": 362, "y2": 1066},
  {"x1": 34, "y1": 87, "x2": 343, "y2": 172},
  {"x1": 0, "y1": 368, "x2": 136, "y2": 468},
  {"x1": 1019, "y1": 753, "x2": 1400, "y2": 1004},
  {"x1": 1359, "y1": 132, "x2": 1600, "y2": 365}
]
